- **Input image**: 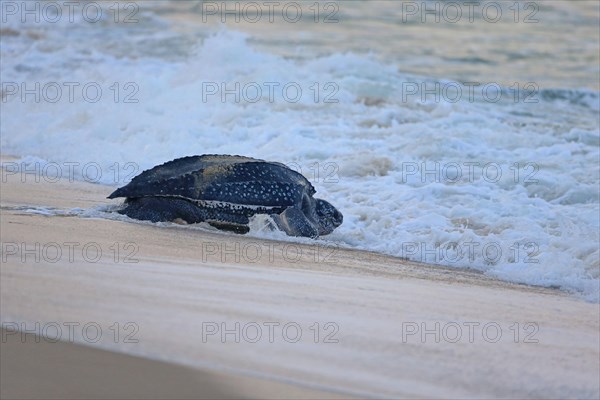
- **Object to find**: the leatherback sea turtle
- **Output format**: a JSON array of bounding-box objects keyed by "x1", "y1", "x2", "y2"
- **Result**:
[{"x1": 108, "y1": 155, "x2": 343, "y2": 238}]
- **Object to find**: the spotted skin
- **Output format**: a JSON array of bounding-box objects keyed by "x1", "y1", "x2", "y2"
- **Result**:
[{"x1": 108, "y1": 155, "x2": 343, "y2": 238}]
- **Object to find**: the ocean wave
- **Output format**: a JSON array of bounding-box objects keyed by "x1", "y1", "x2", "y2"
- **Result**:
[{"x1": 1, "y1": 22, "x2": 598, "y2": 301}]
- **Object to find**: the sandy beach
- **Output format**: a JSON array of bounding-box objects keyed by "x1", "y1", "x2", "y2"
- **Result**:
[
  {"x1": 1, "y1": 161, "x2": 599, "y2": 399},
  {"x1": 2, "y1": 2, "x2": 598, "y2": 398}
]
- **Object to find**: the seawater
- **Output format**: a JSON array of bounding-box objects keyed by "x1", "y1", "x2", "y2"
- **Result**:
[{"x1": 1, "y1": 1, "x2": 599, "y2": 300}]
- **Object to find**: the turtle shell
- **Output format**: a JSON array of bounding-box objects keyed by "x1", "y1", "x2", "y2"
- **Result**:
[{"x1": 108, "y1": 155, "x2": 316, "y2": 208}]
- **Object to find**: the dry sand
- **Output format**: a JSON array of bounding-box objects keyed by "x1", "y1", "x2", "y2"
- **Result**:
[{"x1": 1, "y1": 161, "x2": 599, "y2": 399}]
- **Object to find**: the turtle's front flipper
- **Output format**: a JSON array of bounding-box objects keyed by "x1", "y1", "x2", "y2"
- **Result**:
[{"x1": 272, "y1": 208, "x2": 319, "y2": 238}]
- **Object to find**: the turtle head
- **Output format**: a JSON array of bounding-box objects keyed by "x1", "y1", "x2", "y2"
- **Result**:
[{"x1": 315, "y1": 198, "x2": 343, "y2": 235}]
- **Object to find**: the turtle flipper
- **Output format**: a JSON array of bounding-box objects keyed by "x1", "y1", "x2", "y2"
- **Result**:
[
  {"x1": 271, "y1": 208, "x2": 319, "y2": 238},
  {"x1": 120, "y1": 197, "x2": 252, "y2": 234},
  {"x1": 118, "y1": 197, "x2": 208, "y2": 223},
  {"x1": 207, "y1": 221, "x2": 250, "y2": 234},
  {"x1": 205, "y1": 212, "x2": 250, "y2": 234}
]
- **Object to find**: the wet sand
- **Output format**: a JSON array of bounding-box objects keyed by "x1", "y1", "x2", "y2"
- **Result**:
[
  {"x1": 1, "y1": 161, "x2": 599, "y2": 399},
  {"x1": 2, "y1": 328, "x2": 322, "y2": 400}
]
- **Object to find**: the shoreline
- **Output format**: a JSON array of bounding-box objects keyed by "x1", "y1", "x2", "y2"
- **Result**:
[
  {"x1": 0, "y1": 156, "x2": 568, "y2": 296},
  {"x1": 1, "y1": 160, "x2": 599, "y2": 398}
]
